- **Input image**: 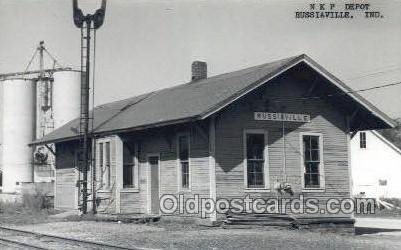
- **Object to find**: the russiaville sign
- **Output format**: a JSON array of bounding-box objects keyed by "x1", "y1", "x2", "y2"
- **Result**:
[{"x1": 254, "y1": 112, "x2": 310, "y2": 123}]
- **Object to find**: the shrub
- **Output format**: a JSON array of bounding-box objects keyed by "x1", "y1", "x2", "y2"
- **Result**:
[
  {"x1": 0, "y1": 199, "x2": 23, "y2": 214},
  {"x1": 0, "y1": 187, "x2": 53, "y2": 214},
  {"x1": 21, "y1": 187, "x2": 53, "y2": 212}
]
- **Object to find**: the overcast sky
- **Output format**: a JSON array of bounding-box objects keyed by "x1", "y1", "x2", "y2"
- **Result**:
[{"x1": 1, "y1": 0, "x2": 401, "y2": 119}]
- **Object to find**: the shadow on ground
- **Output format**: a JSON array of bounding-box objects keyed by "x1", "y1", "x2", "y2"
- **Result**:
[{"x1": 355, "y1": 227, "x2": 401, "y2": 235}]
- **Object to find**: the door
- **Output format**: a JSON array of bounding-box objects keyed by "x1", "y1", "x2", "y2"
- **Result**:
[
  {"x1": 148, "y1": 155, "x2": 160, "y2": 214},
  {"x1": 55, "y1": 168, "x2": 78, "y2": 210}
]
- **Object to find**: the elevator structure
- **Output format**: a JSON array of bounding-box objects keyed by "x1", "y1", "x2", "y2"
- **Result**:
[{"x1": 0, "y1": 42, "x2": 81, "y2": 194}]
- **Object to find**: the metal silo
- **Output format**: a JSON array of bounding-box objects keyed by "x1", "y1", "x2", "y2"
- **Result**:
[
  {"x1": 52, "y1": 70, "x2": 81, "y2": 129},
  {"x1": 1, "y1": 79, "x2": 36, "y2": 193}
]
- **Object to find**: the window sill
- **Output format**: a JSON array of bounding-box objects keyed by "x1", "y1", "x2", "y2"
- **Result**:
[
  {"x1": 244, "y1": 188, "x2": 271, "y2": 193},
  {"x1": 302, "y1": 188, "x2": 325, "y2": 193},
  {"x1": 178, "y1": 189, "x2": 192, "y2": 194},
  {"x1": 120, "y1": 188, "x2": 139, "y2": 193},
  {"x1": 98, "y1": 189, "x2": 112, "y2": 193}
]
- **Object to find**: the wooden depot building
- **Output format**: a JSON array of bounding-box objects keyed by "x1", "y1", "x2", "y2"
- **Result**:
[{"x1": 32, "y1": 54, "x2": 395, "y2": 228}]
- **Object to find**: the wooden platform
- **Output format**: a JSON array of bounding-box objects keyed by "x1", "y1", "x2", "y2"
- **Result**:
[
  {"x1": 223, "y1": 212, "x2": 355, "y2": 231},
  {"x1": 95, "y1": 213, "x2": 161, "y2": 223}
]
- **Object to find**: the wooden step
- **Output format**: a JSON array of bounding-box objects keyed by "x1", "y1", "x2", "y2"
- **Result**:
[
  {"x1": 226, "y1": 214, "x2": 294, "y2": 221},
  {"x1": 225, "y1": 220, "x2": 292, "y2": 227},
  {"x1": 226, "y1": 217, "x2": 292, "y2": 223},
  {"x1": 222, "y1": 212, "x2": 296, "y2": 228}
]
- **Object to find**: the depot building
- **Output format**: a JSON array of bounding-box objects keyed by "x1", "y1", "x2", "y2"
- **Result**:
[{"x1": 32, "y1": 54, "x2": 394, "y2": 225}]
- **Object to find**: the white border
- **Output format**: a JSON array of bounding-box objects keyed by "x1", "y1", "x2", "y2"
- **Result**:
[
  {"x1": 243, "y1": 129, "x2": 270, "y2": 192},
  {"x1": 299, "y1": 132, "x2": 325, "y2": 192}
]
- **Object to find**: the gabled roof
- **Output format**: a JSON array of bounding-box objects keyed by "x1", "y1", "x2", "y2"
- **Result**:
[
  {"x1": 32, "y1": 54, "x2": 396, "y2": 145},
  {"x1": 354, "y1": 130, "x2": 401, "y2": 155},
  {"x1": 373, "y1": 130, "x2": 401, "y2": 154}
]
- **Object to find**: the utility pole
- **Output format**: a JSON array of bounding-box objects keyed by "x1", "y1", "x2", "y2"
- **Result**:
[{"x1": 72, "y1": 0, "x2": 106, "y2": 214}]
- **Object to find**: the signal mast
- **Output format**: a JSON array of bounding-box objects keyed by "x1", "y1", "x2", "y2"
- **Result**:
[{"x1": 72, "y1": 0, "x2": 106, "y2": 214}]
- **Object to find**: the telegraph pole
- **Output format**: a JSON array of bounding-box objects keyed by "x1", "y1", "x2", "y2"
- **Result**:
[{"x1": 72, "y1": 0, "x2": 106, "y2": 214}]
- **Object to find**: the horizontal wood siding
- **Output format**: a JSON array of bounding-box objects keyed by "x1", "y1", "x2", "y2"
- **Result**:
[
  {"x1": 215, "y1": 74, "x2": 350, "y2": 217},
  {"x1": 118, "y1": 124, "x2": 210, "y2": 215},
  {"x1": 55, "y1": 142, "x2": 77, "y2": 210}
]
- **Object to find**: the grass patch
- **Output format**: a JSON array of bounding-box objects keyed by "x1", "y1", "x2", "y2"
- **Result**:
[
  {"x1": 0, "y1": 189, "x2": 59, "y2": 225},
  {"x1": 356, "y1": 198, "x2": 401, "y2": 218},
  {"x1": 64, "y1": 213, "x2": 99, "y2": 222}
]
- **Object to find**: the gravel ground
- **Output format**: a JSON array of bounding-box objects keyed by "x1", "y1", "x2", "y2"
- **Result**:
[
  {"x1": 8, "y1": 220, "x2": 401, "y2": 250},
  {"x1": 356, "y1": 217, "x2": 401, "y2": 230}
]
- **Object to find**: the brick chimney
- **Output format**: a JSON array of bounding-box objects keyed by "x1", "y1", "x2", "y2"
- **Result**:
[{"x1": 191, "y1": 61, "x2": 207, "y2": 81}]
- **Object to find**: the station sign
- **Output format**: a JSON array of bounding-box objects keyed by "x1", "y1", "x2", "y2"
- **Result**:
[{"x1": 254, "y1": 112, "x2": 310, "y2": 123}]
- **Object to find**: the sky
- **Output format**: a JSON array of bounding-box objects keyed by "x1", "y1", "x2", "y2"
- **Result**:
[{"x1": 0, "y1": 0, "x2": 401, "y2": 119}]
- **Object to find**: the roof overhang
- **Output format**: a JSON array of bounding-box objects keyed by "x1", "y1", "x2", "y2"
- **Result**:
[
  {"x1": 30, "y1": 116, "x2": 199, "y2": 146},
  {"x1": 200, "y1": 54, "x2": 396, "y2": 129},
  {"x1": 371, "y1": 130, "x2": 401, "y2": 154},
  {"x1": 31, "y1": 54, "x2": 395, "y2": 146}
]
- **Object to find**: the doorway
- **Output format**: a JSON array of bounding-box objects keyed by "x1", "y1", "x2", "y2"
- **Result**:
[{"x1": 148, "y1": 155, "x2": 160, "y2": 214}]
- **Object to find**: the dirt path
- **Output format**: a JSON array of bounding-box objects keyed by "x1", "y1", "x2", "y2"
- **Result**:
[
  {"x1": 7, "y1": 220, "x2": 401, "y2": 250},
  {"x1": 356, "y1": 217, "x2": 401, "y2": 230}
]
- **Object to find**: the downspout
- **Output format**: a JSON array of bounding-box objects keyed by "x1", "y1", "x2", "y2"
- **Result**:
[{"x1": 346, "y1": 116, "x2": 354, "y2": 219}]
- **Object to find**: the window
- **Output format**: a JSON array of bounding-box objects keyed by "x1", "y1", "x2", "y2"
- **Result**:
[
  {"x1": 98, "y1": 141, "x2": 111, "y2": 189},
  {"x1": 360, "y1": 132, "x2": 366, "y2": 149},
  {"x1": 245, "y1": 131, "x2": 267, "y2": 189},
  {"x1": 178, "y1": 135, "x2": 190, "y2": 189},
  {"x1": 123, "y1": 142, "x2": 136, "y2": 188},
  {"x1": 302, "y1": 134, "x2": 323, "y2": 189},
  {"x1": 379, "y1": 179, "x2": 387, "y2": 186}
]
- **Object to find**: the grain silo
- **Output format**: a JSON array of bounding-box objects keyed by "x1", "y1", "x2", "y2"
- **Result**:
[
  {"x1": 52, "y1": 70, "x2": 81, "y2": 129},
  {"x1": 1, "y1": 79, "x2": 36, "y2": 193},
  {"x1": 33, "y1": 70, "x2": 81, "y2": 183}
]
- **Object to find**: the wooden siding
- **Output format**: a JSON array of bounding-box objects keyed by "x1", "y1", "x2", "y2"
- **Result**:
[
  {"x1": 53, "y1": 72, "x2": 354, "y2": 219},
  {"x1": 215, "y1": 73, "x2": 351, "y2": 217},
  {"x1": 55, "y1": 142, "x2": 77, "y2": 210},
  {"x1": 92, "y1": 124, "x2": 211, "y2": 215}
]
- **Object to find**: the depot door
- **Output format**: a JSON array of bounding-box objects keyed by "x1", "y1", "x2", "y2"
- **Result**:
[{"x1": 148, "y1": 155, "x2": 160, "y2": 214}]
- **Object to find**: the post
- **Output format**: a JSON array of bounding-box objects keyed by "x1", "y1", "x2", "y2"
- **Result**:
[
  {"x1": 81, "y1": 19, "x2": 91, "y2": 214},
  {"x1": 282, "y1": 121, "x2": 287, "y2": 182},
  {"x1": 209, "y1": 117, "x2": 217, "y2": 222},
  {"x1": 72, "y1": 0, "x2": 106, "y2": 215},
  {"x1": 91, "y1": 137, "x2": 97, "y2": 214}
]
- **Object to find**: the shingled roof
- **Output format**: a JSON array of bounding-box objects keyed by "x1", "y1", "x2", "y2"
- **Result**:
[{"x1": 32, "y1": 54, "x2": 396, "y2": 145}]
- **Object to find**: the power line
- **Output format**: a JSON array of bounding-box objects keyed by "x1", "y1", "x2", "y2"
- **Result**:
[
  {"x1": 265, "y1": 80, "x2": 401, "y2": 102},
  {"x1": 345, "y1": 66, "x2": 401, "y2": 81},
  {"x1": 352, "y1": 81, "x2": 401, "y2": 93}
]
